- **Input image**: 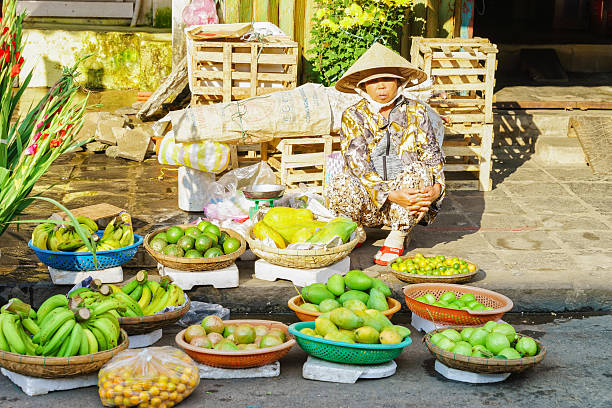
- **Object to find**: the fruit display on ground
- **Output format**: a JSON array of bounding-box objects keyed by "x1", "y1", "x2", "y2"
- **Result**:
[
  {"x1": 299, "y1": 309, "x2": 411, "y2": 345},
  {"x1": 391, "y1": 253, "x2": 477, "y2": 276},
  {"x1": 182, "y1": 316, "x2": 290, "y2": 351},
  {"x1": 299, "y1": 271, "x2": 393, "y2": 313},
  {"x1": 149, "y1": 221, "x2": 241, "y2": 259},
  {"x1": 70, "y1": 273, "x2": 186, "y2": 317},
  {"x1": 98, "y1": 346, "x2": 199, "y2": 407},
  {"x1": 31, "y1": 213, "x2": 135, "y2": 252},
  {"x1": 416, "y1": 291, "x2": 494, "y2": 311},
  {"x1": 429, "y1": 321, "x2": 539, "y2": 358},
  {"x1": 0, "y1": 296, "x2": 121, "y2": 357},
  {"x1": 252, "y1": 207, "x2": 358, "y2": 248}
]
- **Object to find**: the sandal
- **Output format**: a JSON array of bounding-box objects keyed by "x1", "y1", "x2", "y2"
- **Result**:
[{"x1": 374, "y1": 245, "x2": 404, "y2": 266}]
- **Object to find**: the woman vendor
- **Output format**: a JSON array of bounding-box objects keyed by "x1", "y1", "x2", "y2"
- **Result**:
[{"x1": 328, "y1": 43, "x2": 445, "y2": 266}]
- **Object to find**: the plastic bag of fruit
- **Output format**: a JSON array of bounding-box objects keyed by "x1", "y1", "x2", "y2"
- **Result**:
[{"x1": 98, "y1": 346, "x2": 200, "y2": 407}]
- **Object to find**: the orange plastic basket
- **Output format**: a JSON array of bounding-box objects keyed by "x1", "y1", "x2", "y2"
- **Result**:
[{"x1": 403, "y1": 283, "x2": 513, "y2": 326}]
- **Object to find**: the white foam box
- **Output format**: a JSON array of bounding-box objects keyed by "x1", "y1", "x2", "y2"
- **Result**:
[
  {"x1": 49, "y1": 266, "x2": 123, "y2": 285},
  {"x1": 254, "y1": 257, "x2": 350, "y2": 287},
  {"x1": 434, "y1": 360, "x2": 510, "y2": 383},
  {"x1": 157, "y1": 263, "x2": 239, "y2": 290},
  {"x1": 302, "y1": 356, "x2": 396, "y2": 384},
  {"x1": 197, "y1": 362, "x2": 280, "y2": 379},
  {"x1": 0, "y1": 368, "x2": 98, "y2": 396},
  {"x1": 128, "y1": 329, "x2": 163, "y2": 348},
  {"x1": 411, "y1": 314, "x2": 507, "y2": 333}
]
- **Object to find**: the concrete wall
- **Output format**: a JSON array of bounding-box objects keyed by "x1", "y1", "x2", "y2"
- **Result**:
[
  {"x1": 498, "y1": 44, "x2": 612, "y2": 73},
  {"x1": 21, "y1": 29, "x2": 172, "y2": 90}
]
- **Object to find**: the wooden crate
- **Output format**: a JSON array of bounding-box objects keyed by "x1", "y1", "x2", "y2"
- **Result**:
[
  {"x1": 189, "y1": 38, "x2": 299, "y2": 104},
  {"x1": 442, "y1": 124, "x2": 494, "y2": 191},
  {"x1": 411, "y1": 37, "x2": 498, "y2": 124},
  {"x1": 267, "y1": 136, "x2": 340, "y2": 193}
]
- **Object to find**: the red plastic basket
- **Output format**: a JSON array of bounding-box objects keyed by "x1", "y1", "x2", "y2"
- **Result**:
[{"x1": 403, "y1": 283, "x2": 513, "y2": 326}]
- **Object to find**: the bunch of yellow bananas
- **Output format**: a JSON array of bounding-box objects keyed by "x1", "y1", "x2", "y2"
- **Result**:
[{"x1": 97, "y1": 212, "x2": 134, "y2": 252}]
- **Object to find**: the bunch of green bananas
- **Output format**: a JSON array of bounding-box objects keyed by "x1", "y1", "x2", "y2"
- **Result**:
[
  {"x1": 31, "y1": 216, "x2": 98, "y2": 252},
  {"x1": 0, "y1": 295, "x2": 121, "y2": 357},
  {"x1": 116, "y1": 272, "x2": 186, "y2": 316},
  {"x1": 97, "y1": 214, "x2": 134, "y2": 252}
]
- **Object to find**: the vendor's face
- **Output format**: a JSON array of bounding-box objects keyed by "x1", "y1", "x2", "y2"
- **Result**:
[{"x1": 364, "y1": 78, "x2": 400, "y2": 104}]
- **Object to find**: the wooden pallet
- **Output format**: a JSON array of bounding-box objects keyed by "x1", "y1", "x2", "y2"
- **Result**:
[
  {"x1": 411, "y1": 37, "x2": 498, "y2": 124},
  {"x1": 442, "y1": 123, "x2": 494, "y2": 191},
  {"x1": 189, "y1": 38, "x2": 299, "y2": 104}
]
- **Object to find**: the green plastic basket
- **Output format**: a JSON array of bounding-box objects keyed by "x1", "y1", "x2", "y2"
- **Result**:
[{"x1": 288, "y1": 322, "x2": 412, "y2": 365}]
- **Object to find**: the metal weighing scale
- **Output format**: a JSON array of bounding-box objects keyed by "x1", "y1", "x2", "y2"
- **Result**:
[{"x1": 243, "y1": 184, "x2": 285, "y2": 219}]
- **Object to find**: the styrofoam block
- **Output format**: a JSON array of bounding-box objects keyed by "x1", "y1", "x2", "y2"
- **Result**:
[
  {"x1": 411, "y1": 314, "x2": 507, "y2": 333},
  {"x1": 302, "y1": 356, "x2": 396, "y2": 384},
  {"x1": 197, "y1": 362, "x2": 280, "y2": 379},
  {"x1": 157, "y1": 263, "x2": 239, "y2": 290},
  {"x1": 49, "y1": 266, "x2": 123, "y2": 285},
  {"x1": 254, "y1": 257, "x2": 350, "y2": 287},
  {"x1": 0, "y1": 368, "x2": 98, "y2": 396},
  {"x1": 434, "y1": 360, "x2": 510, "y2": 383},
  {"x1": 128, "y1": 329, "x2": 163, "y2": 348}
]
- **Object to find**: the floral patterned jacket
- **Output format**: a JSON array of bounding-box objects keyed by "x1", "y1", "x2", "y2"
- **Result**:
[{"x1": 339, "y1": 95, "x2": 445, "y2": 220}]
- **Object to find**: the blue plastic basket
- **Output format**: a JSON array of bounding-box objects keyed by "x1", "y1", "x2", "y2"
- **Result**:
[
  {"x1": 288, "y1": 322, "x2": 412, "y2": 365},
  {"x1": 28, "y1": 230, "x2": 143, "y2": 271}
]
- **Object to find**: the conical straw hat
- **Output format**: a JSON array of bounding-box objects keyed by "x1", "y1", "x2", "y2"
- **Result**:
[{"x1": 335, "y1": 42, "x2": 427, "y2": 93}]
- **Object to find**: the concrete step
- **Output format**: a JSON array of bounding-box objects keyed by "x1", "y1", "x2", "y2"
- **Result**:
[{"x1": 533, "y1": 136, "x2": 587, "y2": 165}]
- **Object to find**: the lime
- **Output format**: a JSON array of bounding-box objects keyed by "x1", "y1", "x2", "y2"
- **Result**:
[
  {"x1": 197, "y1": 220, "x2": 212, "y2": 232},
  {"x1": 204, "y1": 247, "x2": 223, "y2": 258},
  {"x1": 204, "y1": 224, "x2": 221, "y2": 237},
  {"x1": 162, "y1": 244, "x2": 184, "y2": 257},
  {"x1": 423, "y1": 293, "x2": 436, "y2": 304},
  {"x1": 203, "y1": 232, "x2": 218, "y2": 245},
  {"x1": 195, "y1": 235, "x2": 213, "y2": 252},
  {"x1": 165, "y1": 226, "x2": 184, "y2": 244},
  {"x1": 184, "y1": 249, "x2": 203, "y2": 258},
  {"x1": 459, "y1": 293, "x2": 476, "y2": 303},
  {"x1": 185, "y1": 226, "x2": 201, "y2": 239},
  {"x1": 223, "y1": 237, "x2": 241, "y2": 254},
  {"x1": 218, "y1": 231, "x2": 230, "y2": 245},
  {"x1": 150, "y1": 238, "x2": 167, "y2": 252},
  {"x1": 153, "y1": 232, "x2": 167, "y2": 242},
  {"x1": 177, "y1": 235, "x2": 195, "y2": 251},
  {"x1": 439, "y1": 291, "x2": 456, "y2": 304}
]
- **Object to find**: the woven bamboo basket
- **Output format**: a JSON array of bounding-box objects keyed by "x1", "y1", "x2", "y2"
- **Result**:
[
  {"x1": 118, "y1": 296, "x2": 191, "y2": 335},
  {"x1": 403, "y1": 283, "x2": 513, "y2": 326},
  {"x1": 245, "y1": 227, "x2": 364, "y2": 269},
  {"x1": 390, "y1": 256, "x2": 478, "y2": 284},
  {"x1": 288, "y1": 295, "x2": 402, "y2": 322},
  {"x1": 175, "y1": 320, "x2": 295, "y2": 369},
  {"x1": 144, "y1": 225, "x2": 246, "y2": 271},
  {"x1": 0, "y1": 329, "x2": 129, "y2": 378},
  {"x1": 423, "y1": 327, "x2": 546, "y2": 374}
]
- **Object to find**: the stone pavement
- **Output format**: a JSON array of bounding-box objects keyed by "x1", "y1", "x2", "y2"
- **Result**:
[{"x1": 1, "y1": 114, "x2": 611, "y2": 313}]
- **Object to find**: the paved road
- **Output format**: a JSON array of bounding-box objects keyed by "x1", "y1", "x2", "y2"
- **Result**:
[{"x1": 0, "y1": 314, "x2": 610, "y2": 408}]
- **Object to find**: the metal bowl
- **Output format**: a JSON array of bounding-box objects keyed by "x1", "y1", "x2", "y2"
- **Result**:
[{"x1": 243, "y1": 184, "x2": 285, "y2": 200}]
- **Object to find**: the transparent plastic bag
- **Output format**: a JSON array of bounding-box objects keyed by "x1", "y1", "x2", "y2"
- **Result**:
[
  {"x1": 98, "y1": 347, "x2": 200, "y2": 407},
  {"x1": 177, "y1": 301, "x2": 230, "y2": 328},
  {"x1": 182, "y1": 0, "x2": 218, "y2": 26}
]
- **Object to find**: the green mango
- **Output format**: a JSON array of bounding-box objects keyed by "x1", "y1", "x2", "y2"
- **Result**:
[
  {"x1": 318, "y1": 298, "x2": 341, "y2": 313},
  {"x1": 303, "y1": 284, "x2": 335, "y2": 305},
  {"x1": 362, "y1": 309, "x2": 393, "y2": 332},
  {"x1": 326, "y1": 274, "x2": 346, "y2": 296},
  {"x1": 389, "y1": 325, "x2": 411, "y2": 339},
  {"x1": 319, "y1": 312, "x2": 331, "y2": 320},
  {"x1": 379, "y1": 328, "x2": 403, "y2": 344},
  {"x1": 371, "y1": 278, "x2": 391, "y2": 297},
  {"x1": 300, "y1": 328, "x2": 317, "y2": 337},
  {"x1": 344, "y1": 270, "x2": 373, "y2": 291},
  {"x1": 314, "y1": 317, "x2": 338, "y2": 337},
  {"x1": 330, "y1": 307, "x2": 363, "y2": 330},
  {"x1": 307, "y1": 219, "x2": 358, "y2": 244},
  {"x1": 367, "y1": 288, "x2": 389, "y2": 311},
  {"x1": 342, "y1": 298, "x2": 367, "y2": 312},
  {"x1": 354, "y1": 326, "x2": 380, "y2": 344},
  {"x1": 325, "y1": 331, "x2": 355, "y2": 343},
  {"x1": 339, "y1": 290, "x2": 370, "y2": 305},
  {"x1": 300, "y1": 303, "x2": 320, "y2": 312},
  {"x1": 339, "y1": 329, "x2": 356, "y2": 342}
]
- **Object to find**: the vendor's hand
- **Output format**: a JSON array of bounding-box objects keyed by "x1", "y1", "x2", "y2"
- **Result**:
[{"x1": 388, "y1": 190, "x2": 432, "y2": 212}]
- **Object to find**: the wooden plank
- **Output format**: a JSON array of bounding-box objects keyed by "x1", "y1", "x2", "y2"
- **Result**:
[
  {"x1": 193, "y1": 51, "x2": 298, "y2": 65},
  {"x1": 445, "y1": 164, "x2": 480, "y2": 171},
  {"x1": 460, "y1": 0, "x2": 475, "y2": 38},
  {"x1": 268, "y1": 157, "x2": 282, "y2": 171},
  {"x1": 432, "y1": 82, "x2": 485, "y2": 91},
  {"x1": 431, "y1": 51, "x2": 491, "y2": 60},
  {"x1": 478, "y1": 124, "x2": 493, "y2": 191},
  {"x1": 416, "y1": 36, "x2": 489, "y2": 45},
  {"x1": 194, "y1": 70, "x2": 295, "y2": 82},
  {"x1": 224, "y1": 0, "x2": 241, "y2": 23},
  {"x1": 240, "y1": 0, "x2": 253, "y2": 22},
  {"x1": 442, "y1": 145, "x2": 481, "y2": 156},
  {"x1": 283, "y1": 152, "x2": 325, "y2": 167},
  {"x1": 446, "y1": 179, "x2": 480, "y2": 190},
  {"x1": 17, "y1": 1, "x2": 134, "y2": 18},
  {"x1": 279, "y1": 0, "x2": 295, "y2": 39},
  {"x1": 222, "y1": 43, "x2": 232, "y2": 103},
  {"x1": 439, "y1": 0, "x2": 455, "y2": 38},
  {"x1": 426, "y1": 0, "x2": 440, "y2": 37},
  {"x1": 430, "y1": 98, "x2": 485, "y2": 106},
  {"x1": 253, "y1": 0, "x2": 279, "y2": 24},
  {"x1": 287, "y1": 172, "x2": 324, "y2": 183},
  {"x1": 250, "y1": 45, "x2": 259, "y2": 98},
  {"x1": 431, "y1": 67, "x2": 486, "y2": 75},
  {"x1": 484, "y1": 51, "x2": 496, "y2": 123},
  {"x1": 192, "y1": 86, "x2": 293, "y2": 98},
  {"x1": 282, "y1": 137, "x2": 328, "y2": 145}
]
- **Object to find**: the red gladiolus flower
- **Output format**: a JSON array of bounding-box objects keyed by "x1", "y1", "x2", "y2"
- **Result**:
[
  {"x1": 14, "y1": 51, "x2": 19, "y2": 61},
  {"x1": 59, "y1": 129, "x2": 66, "y2": 137},
  {"x1": 3, "y1": 52, "x2": 8, "y2": 64},
  {"x1": 66, "y1": 124, "x2": 73, "y2": 130},
  {"x1": 33, "y1": 132, "x2": 42, "y2": 142},
  {"x1": 42, "y1": 133, "x2": 49, "y2": 139},
  {"x1": 2, "y1": 27, "x2": 8, "y2": 35},
  {"x1": 50, "y1": 138, "x2": 63, "y2": 148},
  {"x1": 25, "y1": 144, "x2": 38, "y2": 155},
  {"x1": 36, "y1": 121, "x2": 43, "y2": 129},
  {"x1": 10, "y1": 63, "x2": 21, "y2": 77},
  {"x1": 11, "y1": 40, "x2": 16, "y2": 49}
]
